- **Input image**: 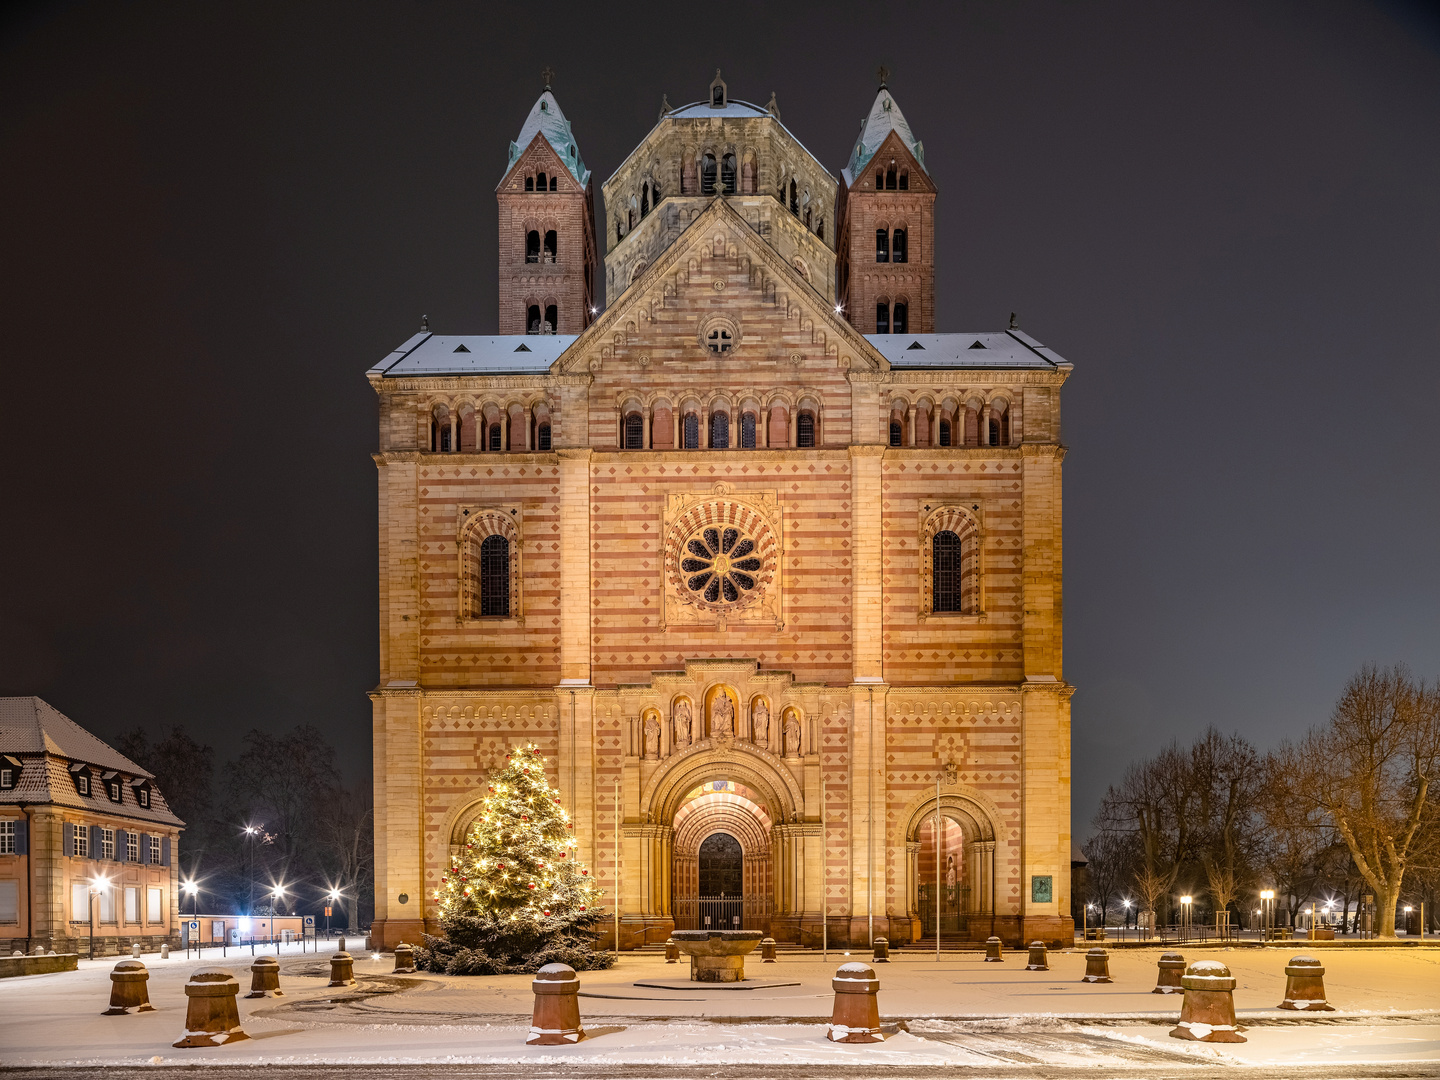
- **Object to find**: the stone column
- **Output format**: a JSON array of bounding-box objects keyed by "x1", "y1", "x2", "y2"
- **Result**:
[
  {"x1": 980, "y1": 404, "x2": 991, "y2": 447},
  {"x1": 906, "y1": 405, "x2": 916, "y2": 446},
  {"x1": 524, "y1": 408, "x2": 532, "y2": 451},
  {"x1": 644, "y1": 409, "x2": 652, "y2": 450},
  {"x1": 788, "y1": 408, "x2": 797, "y2": 447},
  {"x1": 449, "y1": 415, "x2": 457, "y2": 452},
  {"x1": 931, "y1": 408, "x2": 941, "y2": 445}
]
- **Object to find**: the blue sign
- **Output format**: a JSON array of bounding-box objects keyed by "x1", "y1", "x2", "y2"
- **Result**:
[{"x1": 303, "y1": 916, "x2": 315, "y2": 927}]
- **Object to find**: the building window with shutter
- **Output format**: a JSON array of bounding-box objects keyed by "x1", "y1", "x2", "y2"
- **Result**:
[
  {"x1": 0, "y1": 880, "x2": 17, "y2": 923},
  {"x1": 72, "y1": 881, "x2": 88, "y2": 920},
  {"x1": 126, "y1": 832, "x2": 139, "y2": 862},
  {"x1": 98, "y1": 883, "x2": 115, "y2": 923},
  {"x1": 0, "y1": 820, "x2": 14, "y2": 855},
  {"x1": 124, "y1": 886, "x2": 139, "y2": 924},
  {"x1": 72, "y1": 823, "x2": 89, "y2": 858},
  {"x1": 147, "y1": 886, "x2": 162, "y2": 923},
  {"x1": 101, "y1": 827, "x2": 115, "y2": 861},
  {"x1": 149, "y1": 835, "x2": 161, "y2": 864}
]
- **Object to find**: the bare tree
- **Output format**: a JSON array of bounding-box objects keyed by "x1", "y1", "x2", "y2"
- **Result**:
[
  {"x1": 1293, "y1": 665, "x2": 1440, "y2": 937},
  {"x1": 1191, "y1": 729, "x2": 1260, "y2": 925},
  {"x1": 1080, "y1": 828, "x2": 1133, "y2": 927},
  {"x1": 315, "y1": 779, "x2": 374, "y2": 931}
]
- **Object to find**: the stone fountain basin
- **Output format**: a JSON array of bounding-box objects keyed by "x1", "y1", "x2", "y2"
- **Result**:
[
  {"x1": 669, "y1": 931, "x2": 763, "y2": 982},
  {"x1": 670, "y1": 930, "x2": 763, "y2": 956}
]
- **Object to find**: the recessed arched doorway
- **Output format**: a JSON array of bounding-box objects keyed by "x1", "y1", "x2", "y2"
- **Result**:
[
  {"x1": 671, "y1": 780, "x2": 773, "y2": 932},
  {"x1": 909, "y1": 798, "x2": 997, "y2": 939}
]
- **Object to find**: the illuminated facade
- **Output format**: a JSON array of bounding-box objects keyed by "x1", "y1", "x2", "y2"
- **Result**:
[{"x1": 369, "y1": 73, "x2": 1074, "y2": 950}]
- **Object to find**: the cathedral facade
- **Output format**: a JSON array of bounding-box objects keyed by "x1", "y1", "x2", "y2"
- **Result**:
[{"x1": 369, "y1": 72, "x2": 1074, "y2": 950}]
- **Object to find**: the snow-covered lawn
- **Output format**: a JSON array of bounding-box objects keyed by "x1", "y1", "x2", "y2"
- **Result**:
[{"x1": 0, "y1": 944, "x2": 1435, "y2": 1067}]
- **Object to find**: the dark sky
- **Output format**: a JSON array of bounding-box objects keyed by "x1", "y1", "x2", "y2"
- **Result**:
[{"x1": 2, "y1": 1, "x2": 1438, "y2": 831}]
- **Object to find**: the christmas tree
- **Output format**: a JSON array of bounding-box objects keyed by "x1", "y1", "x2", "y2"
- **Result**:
[{"x1": 416, "y1": 744, "x2": 615, "y2": 974}]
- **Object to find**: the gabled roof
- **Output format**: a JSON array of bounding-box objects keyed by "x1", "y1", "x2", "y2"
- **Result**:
[
  {"x1": 369, "y1": 333, "x2": 576, "y2": 378},
  {"x1": 844, "y1": 87, "x2": 926, "y2": 185},
  {"x1": 869, "y1": 331, "x2": 1073, "y2": 370},
  {"x1": 0, "y1": 697, "x2": 150, "y2": 777},
  {"x1": 506, "y1": 91, "x2": 589, "y2": 185}
]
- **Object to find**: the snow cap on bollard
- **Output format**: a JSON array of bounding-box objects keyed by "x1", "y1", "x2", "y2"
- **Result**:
[
  {"x1": 827, "y1": 961, "x2": 883, "y2": 1043},
  {"x1": 984, "y1": 935, "x2": 1004, "y2": 962},
  {"x1": 393, "y1": 943, "x2": 416, "y2": 974},
  {"x1": 664, "y1": 938, "x2": 679, "y2": 963},
  {"x1": 337, "y1": 936, "x2": 346, "y2": 954},
  {"x1": 1026, "y1": 941, "x2": 1049, "y2": 971},
  {"x1": 173, "y1": 967, "x2": 249, "y2": 1047},
  {"x1": 526, "y1": 962, "x2": 584, "y2": 1045},
  {"x1": 1170, "y1": 959, "x2": 1245, "y2": 1043},
  {"x1": 245, "y1": 956, "x2": 283, "y2": 998},
  {"x1": 328, "y1": 951, "x2": 356, "y2": 987},
  {"x1": 1279, "y1": 955, "x2": 1334, "y2": 1011},
  {"x1": 103, "y1": 959, "x2": 156, "y2": 1015},
  {"x1": 761, "y1": 937, "x2": 777, "y2": 962},
  {"x1": 1153, "y1": 952, "x2": 1185, "y2": 994},
  {"x1": 872, "y1": 937, "x2": 889, "y2": 963},
  {"x1": 1082, "y1": 947, "x2": 1112, "y2": 983}
]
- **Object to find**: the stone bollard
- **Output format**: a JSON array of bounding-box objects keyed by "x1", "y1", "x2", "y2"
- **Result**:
[
  {"x1": 131, "y1": 943, "x2": 142, "y2": 959},
  {"x1": 526, "y1": 963, "x2": 584, "y2": 1044},
  {"x1": 393, "y1": 943, "x2": 416, "y2": 974},
  {"x1": 173, "y1": 968, "x2": 249, "y2": 1047},
  {"x1": 1153, "y1": 952, "x2": 1185, "y2": 995},
  {"x1": 245, "y1": 956, "x2": 283, "y2": 998},
  {"x1": 365, "y1": 934, "x2": 373, "y2": 953},
  {"x1": 103, "y1": 959, "x2": 156, "y2": 1015},
  {"x1": 1026, "y1": 941, "x2": 1049, "y2": 971},
  {"x1": 827, "y1": 962, "x2": 883, "y2": 1043},
  {"x1": 761, "y1": 937, "x2": 777, "y2": 963},
  {"x1": 1278, "y1": 955, "x2": 1334, "y2": 1011},
  {"x1": 161, "y1": 944, "x2": 170, "y2": 960},
  {"x1": 873, "y1": 937, "x2": 889, "y2": 963},
  {"x1": 664, "y1": 938, "x2": 679, "y2": 963},
  {"x1": 328, "y1": 951, "x2": 355, "y2": 987},
  {"x1": 984, "y1": 936, "x2": 1004, "y2": 962},
  {"x1": 1082, "y1": 947, "x2": 1112, "y2": 983},
  {"x1": 1170, "y1": 960, "x2": 1245, "y2": 1043},
  {"x1": 34, "y1": 944, "x2": 44, "y2": 956}
]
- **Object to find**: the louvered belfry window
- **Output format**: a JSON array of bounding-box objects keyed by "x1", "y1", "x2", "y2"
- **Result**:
[
  {"x1": 932, "y1": 530, "x2": 964, "y2": 613},
  {"x1": 479, "y1": 535, "x2": 510, "y2": 617}
]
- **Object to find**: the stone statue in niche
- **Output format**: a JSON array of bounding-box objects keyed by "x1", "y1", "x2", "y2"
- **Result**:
[
  {"x1": 673, "y1": 700, "x2": 692, "y2": 748},
  {"x1": 784, "y1": 712, "x2": 801, "y2": 757},
  {"x1": 711, "y1": 692, "x2": 734, "y2": 738},
  {"x1": 752, "y1": 699, "x2": 769, "y2": 749},
  {"x1": 644, "y1": 715, "x2": 660, "y2": 758}
]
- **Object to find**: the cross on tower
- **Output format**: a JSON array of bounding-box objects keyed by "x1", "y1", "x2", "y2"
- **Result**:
[
  {"x1": 541, "y1": 66, "x2": 555, "y2": 90},
  {"x1": 877, "y1": 65, "x2": 890, "y2": 88}
]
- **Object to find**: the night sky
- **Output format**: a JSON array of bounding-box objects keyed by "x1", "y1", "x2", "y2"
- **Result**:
[{"x1": 2, "y1": 1, "x2": 1437, "y2": 831}]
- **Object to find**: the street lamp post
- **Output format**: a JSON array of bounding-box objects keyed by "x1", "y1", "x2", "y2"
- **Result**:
[
  {"x1": 270, "y1": 886, "x2": 285, "y2": 946},
  {"x1": 243, "y1": 825, "x2": 260, "y2": 920},
  {"x1": 1260, "y1": 890, "x2": 1275, "y2": 940},
  {"x1": 182, "y1": 880, "x2": 198, "y2": 956},
  {"x1": 88, "y1": 873, "x2": 111, "y2": 961},
  {"x1": 326, "y1": 889, "x2": 340, "y2": 939},
  {"x1": 1180, "y1": 895, "x2": 1192, "y2": 940}
]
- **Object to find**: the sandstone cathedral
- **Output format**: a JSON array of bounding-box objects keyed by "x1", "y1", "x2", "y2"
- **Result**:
[{"x1": 368, "y1": 70, "x2": 1074, "y2": 950}]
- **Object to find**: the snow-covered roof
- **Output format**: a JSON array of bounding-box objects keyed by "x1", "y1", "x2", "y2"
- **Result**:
[
  {"x1": 666, "y1": 100, "x2": 772, "y2": 120},
  {"x1": 0, "y1": 697, "x2": 185, "y2": 826},
  {"x1": 0, "y1": 697, "x2": 150, "y2": 777},
  {"x1": 369, "y1": 333, "x2": 575, "y2": 378},
  {"x1": 507, "y1": 91, "x2": 589, "y2": 186},
  {"x1": 867, "y1": 331, "x2": 1072, "y2": 370},
  {"x1": 844, "y1": 87, "x2": 926, "y2": 185}
]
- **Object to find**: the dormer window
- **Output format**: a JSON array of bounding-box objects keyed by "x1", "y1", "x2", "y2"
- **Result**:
[
  {"x1": 70, "y1": 763, "x2": 92, "y2": 797},
  {"x1": 103, "y1": 772, "x2": 123, "y2": 804},
  {"x1": 0, "y1": 756, "x2": 19, "y2": 790},
  {"x1": 131, "y1": 778, "x2": 152, "y2": 809}
]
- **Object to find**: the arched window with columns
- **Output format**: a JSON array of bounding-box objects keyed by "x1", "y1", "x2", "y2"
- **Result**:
[{"x1": 459, "y1": 509, "x2": 522, "y2": 621}]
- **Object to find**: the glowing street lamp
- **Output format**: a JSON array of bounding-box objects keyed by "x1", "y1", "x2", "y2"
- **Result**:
[
  {"x1": 88, "y1": 872, "x2": 112, "y2": 961},
  {"x1": 270, "y1": 885, "x2": 285, "y2": 944},
  {"x1": 325, "y1": 889, "x2": 341, "y2": 937}
]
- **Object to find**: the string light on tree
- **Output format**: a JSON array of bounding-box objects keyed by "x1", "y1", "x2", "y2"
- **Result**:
[{"x1": 420, "y1": 744, "x2": 613, "y2": 973}]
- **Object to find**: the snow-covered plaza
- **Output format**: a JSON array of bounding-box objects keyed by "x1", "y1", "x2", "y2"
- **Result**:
[{"x1": 1, "y1": 940, "x2": 1437, "y2": 1072}]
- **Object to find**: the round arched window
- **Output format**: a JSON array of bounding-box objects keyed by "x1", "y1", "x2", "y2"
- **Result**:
[{"x1": 680, "y1": 527, "x2": 763, "y2": 604}]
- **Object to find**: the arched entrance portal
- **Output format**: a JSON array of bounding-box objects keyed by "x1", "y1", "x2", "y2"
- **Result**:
[
  {"x1": 908, "y1": 796, "x2": 998, "y2": 940},
  {"x1": 672, "y1": 781, "x2": 773, "y2": 932}
]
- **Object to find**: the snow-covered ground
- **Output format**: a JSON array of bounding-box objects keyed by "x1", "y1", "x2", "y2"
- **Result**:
[{"x1": 0, "y1": 944, "x2": 1436, "y2": 1068}]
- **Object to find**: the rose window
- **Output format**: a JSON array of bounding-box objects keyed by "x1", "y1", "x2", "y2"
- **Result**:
[{"x1": 680, "y1": 527, "x2": 762, "y2": 604}]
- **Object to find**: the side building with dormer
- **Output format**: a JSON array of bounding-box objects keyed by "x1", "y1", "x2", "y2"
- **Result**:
[
  {"x1": 369, "y1": 73, "x2": 1074, "y2": 952},
  {"x1": 0, "y1": 697, "x2": 184, "y2": 955}
]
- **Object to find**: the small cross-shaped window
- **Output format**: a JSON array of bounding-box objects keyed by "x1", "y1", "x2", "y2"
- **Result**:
[{"x1": 706, "y1": 328, "x2": 733, "y2": 354}]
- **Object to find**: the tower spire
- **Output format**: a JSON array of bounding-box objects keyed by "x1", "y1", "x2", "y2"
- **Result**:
[
  {"x1": 877, "y1": 65, "x2": 890, "y2": 89},
  {"x1": 541, "y1": 66, "x2": 555, "y2": 91}
]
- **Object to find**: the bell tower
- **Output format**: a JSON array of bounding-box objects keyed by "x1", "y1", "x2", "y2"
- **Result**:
[
  {"x1": 495, "y1": 73, "x2": 597, "y2": 334},
  {"x1": 836, "y1": 73, "x2": 936, "y2": 334}
]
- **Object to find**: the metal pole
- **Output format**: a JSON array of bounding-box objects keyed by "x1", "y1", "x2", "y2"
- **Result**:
[
  {"x1": 822, "y1": 785, "x2": 828, "y2": 963},
  {"x1": 867, "y1": 688, "x2": 874, "y2": 949},
  {"x1": 935, "y1": 774, "x2": 941, "y2": 963},
  {"x1": 89, "y1": 889, "x2": 95, "y2": 961},
  {"x1": 614, "y1": 770, "x2": 621, "y2": 955}
]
